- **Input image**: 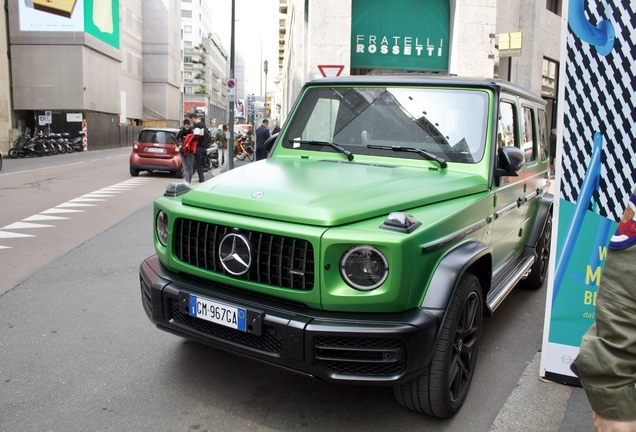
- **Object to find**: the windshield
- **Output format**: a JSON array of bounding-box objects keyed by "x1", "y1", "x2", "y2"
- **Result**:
[{"x1": 282, "y1": 86, "x2": 490, "y2": 164}]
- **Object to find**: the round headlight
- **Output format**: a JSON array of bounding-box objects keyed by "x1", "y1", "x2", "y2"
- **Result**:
[
  {"x1": 340, "y1": 245, "x2": 389, "y2": 291},
  {"x1": 156, "y1": 210, "x2": 169, "y2": 246}
]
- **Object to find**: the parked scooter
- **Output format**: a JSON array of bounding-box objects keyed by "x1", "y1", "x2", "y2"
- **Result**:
[
  {"x1": 69, "y1": 131, "x2": 86, "y2": 152},
  {"x1": 202, "y1": 142, "x2": 219, "y2": 172}
]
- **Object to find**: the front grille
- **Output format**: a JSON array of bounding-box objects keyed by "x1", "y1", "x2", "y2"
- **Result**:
[
  {"x1": 170, "y1": 300, "x2": 283, "y2": 353},
  {"x1": 173, "y1": 218, "x2": 315, "y2": 290},
  {"x1": 314, "y1": 336, "x2": 407, "y2": 376}
]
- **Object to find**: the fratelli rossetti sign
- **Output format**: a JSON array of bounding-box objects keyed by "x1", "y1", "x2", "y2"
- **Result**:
[{"x1": 351, "y1": 0, "x2": 450, "y2": 72}]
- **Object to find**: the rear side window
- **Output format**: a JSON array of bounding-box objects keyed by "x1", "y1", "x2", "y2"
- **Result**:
[
  {"x1": 521, "y1": 106, "x2": 536, "y2": 163},
  {"x1": 139, "y1": 130, "x2": 177, "y2": 144},
  {"x1": 537, "y1": 109, "x2": 549, "y2": 162}
]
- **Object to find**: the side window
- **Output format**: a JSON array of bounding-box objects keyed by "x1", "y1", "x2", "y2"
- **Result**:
[
  {"x1": 537, "y1": 109, "x2": 549, "y2": 162},
  {"x1": 166, "y1": 133, "x2": 177, "y2": 145},
  {"x1": 521, "y1": 106, "x2": 536, "y2": 162},
  {"x1": 497, "y1": 101, "x2": 517, "y2": 153}
]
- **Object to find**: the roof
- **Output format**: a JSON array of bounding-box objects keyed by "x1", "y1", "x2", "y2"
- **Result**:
[{"x1": 305, "y1": 74, "x2": 545, "y2": 105}]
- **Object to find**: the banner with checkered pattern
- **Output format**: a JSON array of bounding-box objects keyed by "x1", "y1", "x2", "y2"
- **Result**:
[{"x1": 542, "y1": 0, "x2": 635, "y2": 383}]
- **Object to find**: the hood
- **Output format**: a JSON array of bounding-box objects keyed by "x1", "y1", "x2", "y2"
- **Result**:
[{"x1": 181, "y1": 158, "x2": 488, "y2": 226}]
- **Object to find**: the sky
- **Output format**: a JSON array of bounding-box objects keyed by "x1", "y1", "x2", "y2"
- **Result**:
[{"x1": 212, "y1": 0, "x2": 281, "y2": 97}]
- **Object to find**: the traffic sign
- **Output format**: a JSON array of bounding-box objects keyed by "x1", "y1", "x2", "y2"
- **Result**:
[
  {"x1": 318, "y1": 65, "x2": 345, "y2": 78},
  {"x1": 226, "y1": 79, "x2": 236, "y2": 96}
]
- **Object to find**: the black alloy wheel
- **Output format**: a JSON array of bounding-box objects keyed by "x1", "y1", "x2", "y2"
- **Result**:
[{"x1": 394, "y1": 272, "x2": 482, "y2": 418}]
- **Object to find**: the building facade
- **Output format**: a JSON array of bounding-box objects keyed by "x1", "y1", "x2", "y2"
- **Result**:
[
  {"x1": 181, "y1": 0, "x2": 228, "y2": 127},
  {"x1": 277, "y1": 0, "x2": 563, "y2": 129}
]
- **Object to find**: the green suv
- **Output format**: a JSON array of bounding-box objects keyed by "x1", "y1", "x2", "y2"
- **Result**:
[{"x1": 140, "y1": 75, "x2": 553, "y2": 418}]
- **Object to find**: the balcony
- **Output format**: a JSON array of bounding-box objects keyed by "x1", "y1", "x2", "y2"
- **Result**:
[{"x1": 279, "y1": 0, "x2": 287, "y2": 14}]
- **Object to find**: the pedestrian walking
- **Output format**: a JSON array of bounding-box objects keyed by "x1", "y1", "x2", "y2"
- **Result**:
[
  {"x1": 215, "y1": 124, "x2": 228, "y2": 166},
  {"x1": 255, "y1": 119, "x2": 270, "y2": 161},
  {"x1": 571, "y1": 187, "x2": 636, "y2": 432},
  {"x1": 176, "y1": 119, "x2": 194, "y2": 185},
  {"x1": 187, "y1": 113, "x2": 207, "y2": 183}
]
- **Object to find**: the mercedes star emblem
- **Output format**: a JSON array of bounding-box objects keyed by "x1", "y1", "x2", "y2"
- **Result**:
[{"x1": 219, "y1": 233, "x2": 252, "y2": 275}]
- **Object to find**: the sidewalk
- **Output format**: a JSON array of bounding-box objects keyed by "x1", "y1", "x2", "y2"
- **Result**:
[{"x1": 491, "y1": 352, "x2": 594, "y2": 431}]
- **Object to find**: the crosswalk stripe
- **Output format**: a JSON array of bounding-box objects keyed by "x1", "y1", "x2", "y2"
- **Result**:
[{"x1": 2, "y1": 222, "x2": 55, "y2": 229}]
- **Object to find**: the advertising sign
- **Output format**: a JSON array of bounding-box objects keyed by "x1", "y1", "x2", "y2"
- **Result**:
[
  {"x1": 541, "y1": 0, "x2": 635, "y2": 383},
  {"x1": 234, "y1": 99, "x2": 245, "y2": 118},
  {"x1": 18, "y1": 0, "x2": 120, "y2": 49},
  {"x1": 350, "y1": 0, "x2": 449, "y2": 72}
]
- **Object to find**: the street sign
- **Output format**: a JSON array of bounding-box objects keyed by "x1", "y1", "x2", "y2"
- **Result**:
[
  {"x1": 45, "y1": 111, "x2": 52, "y2": 124},
  {"x1": 318, "y1": 65, "x2": 345, "y2": 78},
  {"x1": 226, "y1": 79, "x2": 236, "y2": 96}
]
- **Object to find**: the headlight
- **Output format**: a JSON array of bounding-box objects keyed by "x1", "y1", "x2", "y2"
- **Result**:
[
  {"x1": 340, "y1": 245, "x2": 389, "y2": 291},
  {"x1": 156, "y1": 210, "x2": 169, "y2": 246}
]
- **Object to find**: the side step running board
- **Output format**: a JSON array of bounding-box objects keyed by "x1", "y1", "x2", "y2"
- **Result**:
[{"x1": 486, "y1": 255, "x2": 535, "y2": 313}]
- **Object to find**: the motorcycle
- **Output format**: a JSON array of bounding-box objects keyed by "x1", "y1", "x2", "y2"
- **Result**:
[{"x1": 202, "y1": 142, "x2": 219, "y2": 172}]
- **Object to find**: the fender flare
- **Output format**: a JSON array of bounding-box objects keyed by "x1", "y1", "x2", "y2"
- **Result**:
[
  {"x1": 527, "y1": 193, "x2": 554, "y2": 251},
  {"x1": 421, "y1": 240, "x2": 492, "y2": 311}
]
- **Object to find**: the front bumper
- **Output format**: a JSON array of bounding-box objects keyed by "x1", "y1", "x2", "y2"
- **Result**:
[{"x1": 140, "y1": 255, "x2": 444, "y2": 385}]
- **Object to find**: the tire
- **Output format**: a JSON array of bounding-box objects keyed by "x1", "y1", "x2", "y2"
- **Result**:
[
  {"x1": 521, "y1": 210, "x2": 552, "y2": 289},
  {"x1": 394, "y1": 273, "x2": 482, "y2": 418},
  {"x1": 202, "y1": 157, "x2": 211, "y2": 172},
  {"x1": 8, "y1": 148, "x2": 18, "y2": 159},
  {"x1": 235, "y1": 151, "x2": 245, "y2": 161},
  {"x1": 247, "y1": 148, "x2": 255, "y2": 161},
  {"x1": 129, "y1": 166, "x2": 140, "y2": 177},
  {"x1": 174, "y1": 167, "x2": 184, "y2": 178}
]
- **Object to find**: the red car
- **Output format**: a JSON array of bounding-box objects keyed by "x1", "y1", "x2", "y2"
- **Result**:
[{"x1": 129, "y1": 128, "x2": 183, "y2": 177}]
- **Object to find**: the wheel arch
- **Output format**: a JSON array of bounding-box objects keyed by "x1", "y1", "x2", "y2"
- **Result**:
[
  {"x1": 421, "y1": 240, "x2": 492, "y2": 313},
  {"x1": 527, "y1": 193, "x2": 554, "y2": 251}
]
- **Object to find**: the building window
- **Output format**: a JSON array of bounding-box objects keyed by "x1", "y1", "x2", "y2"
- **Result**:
[
  {"x1": 184, "y1": 25, "x2": 192, "y2": 33},
  {"x1": 185, "y1": 87, "x2": 193, "y2": 94},
  {"x1": 184, "y1": 40, "x2": 192, "y2": 48},
  {"x1": 181, "y1": 0, "x2": 191, "y2": 2},
  {"x1": 184, "y1": 56, "x2": 192, "y2": 64},
  {"x1": 546, "y1": 0, "x2": 560, "y2": 15},
  {"x1": 181, "y1": 10, "x2": 192, "y2": 18},
  {"x1": 542, "y1": 57, "x2": 558, "y2": 98}
]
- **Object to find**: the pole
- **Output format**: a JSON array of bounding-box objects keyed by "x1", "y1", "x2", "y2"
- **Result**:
[
  {"x1": 264, "y1": 60, "x2": 268, "y2": 119},
  {"x1": 228, "y1": 0, "x2": 235, "y2": 171}
]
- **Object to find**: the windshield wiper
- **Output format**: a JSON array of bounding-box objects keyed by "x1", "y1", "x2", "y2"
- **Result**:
[
  {"x1": 367, "y1": 145, "x2": 447, "y2": 169},
  {"x1": 289, "y1": 139, "x2": 354, "y2": 161}
]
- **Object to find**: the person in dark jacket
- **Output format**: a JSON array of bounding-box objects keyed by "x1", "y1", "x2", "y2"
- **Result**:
[
  {"x1": 255, "y1": 119, "x2": 270, "y2": 161},
  {"x1": 176, "y1": 119, "x2": 194, "y2": 185},
  {"x1": 187, "y1": 113, "x2": 206, "y2": 183}
]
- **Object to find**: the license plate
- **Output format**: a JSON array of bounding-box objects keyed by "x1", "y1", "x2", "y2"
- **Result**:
[
  {"x1": 146, "y1": 147, "x2": 165, "y2": 153},
  {"x1": 189, "y1": 295, "x2": 246, "y2": 332}
]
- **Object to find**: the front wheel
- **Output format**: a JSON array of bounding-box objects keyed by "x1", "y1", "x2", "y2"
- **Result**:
[
  {"x1": 8, "y1": 148, "x2": 18, "y2": 158},
  {"x1": 394, "y1": 273, "x2": 482, "y2": 418},
  {"x1": 247, "y1": 147, "x2": 255, "y2": 161},
  {"x1": 235, "y1": 151, "x2": 245, "y2": 161}
]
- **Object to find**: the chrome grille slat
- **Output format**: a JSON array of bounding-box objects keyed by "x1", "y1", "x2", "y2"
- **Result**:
[{"x1": 173, "y1": 218, "x2": 315, "y2": 291}]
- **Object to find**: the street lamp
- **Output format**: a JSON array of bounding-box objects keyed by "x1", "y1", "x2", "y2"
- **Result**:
[
  {"x1": 228, "y1": 0, "x2": 235, "y2": 171},
  {"x1": 263, "y1": 60, "x2": 268, "y2": 119}
]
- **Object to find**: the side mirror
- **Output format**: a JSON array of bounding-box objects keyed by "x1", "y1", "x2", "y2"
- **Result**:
[
  {"x1": 264, "y1": 133, "x2": 279, "y2": 154},
  {"x1": 495, "y1": 146, "x2": 525, "y2": 186}
]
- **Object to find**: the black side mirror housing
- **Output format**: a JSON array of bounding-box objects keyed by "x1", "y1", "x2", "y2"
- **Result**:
[{"x1": 495, "y1": 146, "x2": 525, "y2": 186}]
